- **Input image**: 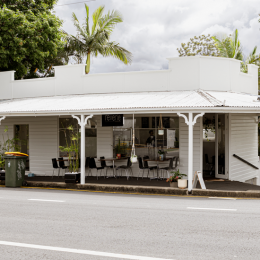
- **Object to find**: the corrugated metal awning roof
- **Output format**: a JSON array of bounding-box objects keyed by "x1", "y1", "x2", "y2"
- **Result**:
[{"x1": 0, "y1": 90, "x2": 259, "y2": 115}]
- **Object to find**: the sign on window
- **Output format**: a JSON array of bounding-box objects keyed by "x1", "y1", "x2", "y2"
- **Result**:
[{"x1": 102, "y1": 114, "x2": 124, "y2": 127}]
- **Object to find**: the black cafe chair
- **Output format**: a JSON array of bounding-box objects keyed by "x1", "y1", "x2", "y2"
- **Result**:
[
  {"x1": 100, "y1": 156, "x2": 116, "y2": 177},
  {"x1": 89, "y1": 158, "x2": 104, "y2": 180},
  {"x1": 137, "y1": 157, "x2": 150, "y2": 180},
  {"x1": 85, "y1": 157, "x2": 92, "y2": 177},
  {"x1": 58, "y1": 157, "x2": 67, "y2": 176},
  {"x1": 52, "y1": 158, "x2": 60, "y2": 178},
  {"x1": 116, "y1": 157, "x2": 132, "y2": 180},
  {"x1": 143, "y1": 156, "x2": 157, "y2": 179},
  {"x1": 160, "y1": 157, "x2": 175, "y2": 179}
]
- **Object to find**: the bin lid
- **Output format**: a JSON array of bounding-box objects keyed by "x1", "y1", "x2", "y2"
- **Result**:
[{"x1": 5, "y1": 152, "x2": 29, "y2": 157}]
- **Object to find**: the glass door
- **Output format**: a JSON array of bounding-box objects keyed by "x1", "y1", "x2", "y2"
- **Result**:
[{"x1": 215, "y1": 114, "x2": 229, "y2": 179}]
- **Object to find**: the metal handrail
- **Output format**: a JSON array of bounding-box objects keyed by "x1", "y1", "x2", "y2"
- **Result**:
[{"x1": 233, "y1": 154, "x2": 259, "y2": 170}]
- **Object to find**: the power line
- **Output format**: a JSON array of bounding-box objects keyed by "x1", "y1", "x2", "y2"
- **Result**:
[
  {"x1": 4, "y1": 0, "x2": 96, "y2": 13},
  {"x1": 56, "y1": 0, "x2": 96, "y2": 7}
]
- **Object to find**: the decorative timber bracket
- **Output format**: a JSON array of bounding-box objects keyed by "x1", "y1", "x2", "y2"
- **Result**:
[
  {"x1": 177, "y1": 113, "x2": 205, "y2": 126},
  {"x1": 0, "y1": 116, "x2": 6, "y2": 125},
  {"x1": 72, "y1": 114, "x2": 93, "y2": 127}
]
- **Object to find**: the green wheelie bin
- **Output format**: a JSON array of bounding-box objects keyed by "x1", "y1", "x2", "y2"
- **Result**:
[{"x1": 4, "y1": 155, "x2": 28, "y2": 187}]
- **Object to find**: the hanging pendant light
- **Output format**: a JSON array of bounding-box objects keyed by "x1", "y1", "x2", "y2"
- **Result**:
[
  {"x1": 131, "y1": 114, "x2": 138, "y2": 163},
  {"x1": 158, "y1": 114, "x2": 164, "y2": 135}
]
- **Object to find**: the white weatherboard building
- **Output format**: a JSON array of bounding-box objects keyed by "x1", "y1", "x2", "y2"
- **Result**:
[{"x1": 0, "y1": 56, "x2": 259, "y2": 191}]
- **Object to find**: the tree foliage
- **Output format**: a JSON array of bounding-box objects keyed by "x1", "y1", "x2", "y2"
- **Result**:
[
  {"x1": 0, "y1": 0, "x2": 65, "y2": 79},
  {"x1": 241, "y1": 46, "x2": 260, "y2": 89},
  {"x1": 177, "y1": 34, "x2": 220, "y2": 57},
  {"x1": 69, "y1": 4, "x2": 132, "y2": 74},
  {"x1": 212, "y1": 29, "x2": 243, "y2": 60},
  {"x1": 213, "y1": 29, "x2": 259, "y2": 89}
]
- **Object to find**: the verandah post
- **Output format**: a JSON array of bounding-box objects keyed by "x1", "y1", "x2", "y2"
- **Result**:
[
  {"x1": 188, "y1": 112, "x2": 193, "y2": 192},
  {"x1": 81, "y1": 114, "x2": 85, "y2": 185},
  {"x1": 72, "y1": 114, "x2": 93, "y2": 185},
  {"x1": 177, "y1": 112, "x2": 204, "y2": 192}
]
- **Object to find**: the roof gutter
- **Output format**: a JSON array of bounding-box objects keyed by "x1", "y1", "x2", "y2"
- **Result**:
[{"x1": 1, "y1": 107, "x2": 260, "y2": 117}]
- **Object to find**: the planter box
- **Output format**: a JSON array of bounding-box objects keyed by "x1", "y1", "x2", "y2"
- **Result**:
[
  {"x1": 170, "y1": 182, "x2": 178, "y2": 188},
  {"x1": 65, "y1": 173, "x2": 80, "y2": 183},
  {"x1": 178, "y1": 179, "x2": 187, "y2": 189}
]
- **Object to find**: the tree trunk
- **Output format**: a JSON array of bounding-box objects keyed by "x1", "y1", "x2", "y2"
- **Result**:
[
  {"x1": 86, "y1": 52, "x2": 90, "y2": 74},
  {"x1": 44, "y1": 65, "x2": 52, "y2": 77}
]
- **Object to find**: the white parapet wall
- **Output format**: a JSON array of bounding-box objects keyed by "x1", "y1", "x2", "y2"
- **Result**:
[
  {"x1": 0, "y1": 56, "x2": 258, "y2": 100},
  {"x1": 168, "y1": 57, "x2": 258, "y2": 94}
]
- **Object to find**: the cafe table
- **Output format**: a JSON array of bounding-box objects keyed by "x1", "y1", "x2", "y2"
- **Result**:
[
  {"x1": 99, "y1": 157, "x2": 128, "y2": 177},
  {"x1": 57, "y1": 158, "x2": 77, "y2": 162},
  {"x1": 143, "y1": 158, "x2": 170, "y2": 179}
]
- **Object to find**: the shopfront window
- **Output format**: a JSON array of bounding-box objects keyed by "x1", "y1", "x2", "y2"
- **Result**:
[
  {"x1": 59, "y1": 118, "x2": 97, "y2": 158},
  {"x1": 113, "y1": 116, "x2": 179, "y2": 159},
  {"x1": 15, "y1": 125, "x2": 29, "y2": 170},
  {"x1": 85, "y1": 129, "x2": 97, "y2": 158},
  {"x1": 59, "y1": 118, "x2": 79, "y2": 157}
]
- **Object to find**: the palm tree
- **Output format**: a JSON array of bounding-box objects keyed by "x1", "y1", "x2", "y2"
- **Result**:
[
  {"x1": 69, "y1": 4, "x2": 132, "y2": 74},
  {"x1": 213, "y1": 29, "x2": 260, "y2": 89},
  {"x1": 212, "y1": 29, "x2": 243, "y2": 60},
  {"x1": 244, "y1": 46, "x2": 259, "y2": 65},
  {"x1": 242, "y1": 46, "x2": 260, "y2": 89}
]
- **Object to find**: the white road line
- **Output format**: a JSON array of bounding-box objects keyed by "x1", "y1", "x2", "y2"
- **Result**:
[
  {"x1": 187, "y1": 207, "x2": 237, "y2": 211},
  {"x1": 0, "y1": 241, "x2": 173, "y2": 260},
  {"x1": 28, "y1": 199, "x2": 65, "y2": 203},
  {"x1": 208, "y1": 197, "x2": 236, "y2": 200}
]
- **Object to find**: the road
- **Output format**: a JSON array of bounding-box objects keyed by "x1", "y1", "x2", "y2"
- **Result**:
[{"x1": 0, "y1": 187, "x2": 260, "y2": 260}]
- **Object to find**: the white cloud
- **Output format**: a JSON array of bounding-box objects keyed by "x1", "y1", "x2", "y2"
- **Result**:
[{"x1": 54, "y1": 0, "x2": 260, "y2": 73}]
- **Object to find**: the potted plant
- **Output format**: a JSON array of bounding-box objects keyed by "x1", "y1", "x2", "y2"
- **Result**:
[
  {"x1": 131, "y1": 154, "x2": 138, "y2": 163},
  {"x1": 178, "y1": 178, "x2": 188, "y2": 189},
  {"x1": 158, "y1": 149, "x2": 165, "y2": 161},
  {"x1": 121, "y1": 139, "x2": 127, "y2": 157},
  {"x1": 59, "y1": 125, "x2": 80, "y2": 183},
  {"x1": 166, "y1": 169, "x2": 187, "y2": 188}
]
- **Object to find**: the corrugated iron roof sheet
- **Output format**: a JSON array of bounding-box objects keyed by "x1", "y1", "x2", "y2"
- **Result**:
[{"x1": 0, "y1": 90, "x2": 259, "y2": 114}]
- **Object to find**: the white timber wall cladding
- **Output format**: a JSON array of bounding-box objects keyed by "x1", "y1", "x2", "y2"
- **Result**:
[
  {"x1": 96, "y1": 117, "x2": 131, "y2": 176},
  {"x1": 179, "y1": 116, "x2": 202, "y2": 176},
  {"x1": 0, "y1": 116, "x2": 58, "y2": 176},
  {"x1": 229, "y1": 114, "x2": 258, "y2": 183},
  {"x1": 96, "y1": 116, "x2": 113, "y2": 160}
]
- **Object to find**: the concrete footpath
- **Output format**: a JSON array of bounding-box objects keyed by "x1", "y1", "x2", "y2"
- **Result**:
[{"x1": 1, "y1": 179, "x2": 260, "y2": 198}]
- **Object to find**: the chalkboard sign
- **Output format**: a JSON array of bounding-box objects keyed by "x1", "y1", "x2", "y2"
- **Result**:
[
  {"x1": 192, "y1": 171, "x2": 206, "y2": 190},
  {"x1": 102, "y1": 114, "x2": 124, "y2": 127}
]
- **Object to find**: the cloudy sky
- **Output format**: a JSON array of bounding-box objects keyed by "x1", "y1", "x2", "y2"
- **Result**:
[{"x1": 54, "y1": 0, "x2": 260, "y2": 74}]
